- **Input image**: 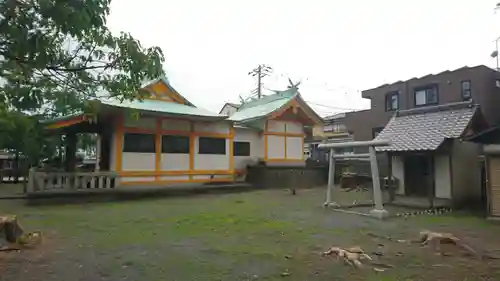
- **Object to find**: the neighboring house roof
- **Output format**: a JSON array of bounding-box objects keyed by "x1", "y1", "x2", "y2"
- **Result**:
[
  {"x1": 375, "y1": 101, "x2": 477, "y2": 152},
  {"x1": 228, "y1": 87, "x2": 322, "y2": 127},
  {"x1": 218, "y1": 102, "x2": 241, "y2": 114},
  {"x1": 0, "y1": 151, "x2": 14, "y2": 160},
  {"x1": 323, "y1": 112, "x2": 346, "y2": 120},
  {"x1": 0, "y1": 151, "x2": 26, "y2": 159},
  {"x1": 39, "y1": 113, "x2": 86, "y2": 124}
]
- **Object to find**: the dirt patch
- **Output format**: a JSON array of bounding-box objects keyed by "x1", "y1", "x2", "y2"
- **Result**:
[
  {"x1": 1, "y1": 188, "x2": 500, "y2": 280},
  {"x1": 0, "y1": 231, "x2": 58, "y2": 281}
]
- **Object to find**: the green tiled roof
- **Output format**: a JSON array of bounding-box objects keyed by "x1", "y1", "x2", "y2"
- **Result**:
[
  {"x1": 101, "y1": 98, "x2": 224, "y2": 119},
  {"x1": 41, "y1": 75, "x2": 224, "y2": 126},
  {"x1": 41, "y1": 99, "x2": 224, "y2": 127},
  {"x1": 229, "y1": 88, "x2": 298, "y2": 123}
]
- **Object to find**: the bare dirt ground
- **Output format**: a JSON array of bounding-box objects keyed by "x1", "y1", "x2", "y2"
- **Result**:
[{"x1": 1, "y1": 186, "x2": 500, "y2": 281}]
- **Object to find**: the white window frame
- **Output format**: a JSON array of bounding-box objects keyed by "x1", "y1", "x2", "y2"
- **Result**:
[
  {"x1": 385, "y1": 92, "x2": 399, "y2": 111},
  {"x1": 461, "y1": 80, "x2": 471, "y2": 100}
]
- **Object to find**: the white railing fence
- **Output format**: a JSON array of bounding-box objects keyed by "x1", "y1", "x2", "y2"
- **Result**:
[{"x1": 26, "y1": 168, "x2": 121, "y2": 194}]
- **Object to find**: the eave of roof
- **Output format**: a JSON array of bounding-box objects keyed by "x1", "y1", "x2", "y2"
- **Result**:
[
  {"x1": 466, "y1": 125, "x2": 500, "y2": 144},
  {"x1": 41, "y1": 98, "x2": 227, "y2": 129}
]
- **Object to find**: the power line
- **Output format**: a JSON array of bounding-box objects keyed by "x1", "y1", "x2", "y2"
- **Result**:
[
  {"x1": 279, "y1": 73, "x2": 365, "y2": 96},
  {"x1": 248, "y1": 64, "x2": 273, "y2": 99},
  {"x1": 262, "y1": 85, "x2": 364, "y2": 112},
  {"x1": 305, "y1": 100, "x2": 360, "y2": 112}
]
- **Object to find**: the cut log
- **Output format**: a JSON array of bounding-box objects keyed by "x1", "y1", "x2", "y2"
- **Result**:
[{"x1": 0, "y1": 215, "x2": 24, "y2": 243}]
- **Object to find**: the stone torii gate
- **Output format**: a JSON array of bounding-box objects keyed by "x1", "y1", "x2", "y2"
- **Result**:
[{"x1": 318, "y1": 139, "x2": 390, "y2": 219}]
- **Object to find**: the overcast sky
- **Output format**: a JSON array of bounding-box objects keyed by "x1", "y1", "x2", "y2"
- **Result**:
[{"x1": 107, "y1": 0, "x2": 500, "y2": 116}]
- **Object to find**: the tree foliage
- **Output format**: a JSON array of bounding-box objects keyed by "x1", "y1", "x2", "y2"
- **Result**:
[
  {"x1": 0, "y1": 0, "x2": 166, "y2": 162},
  {"x1": 0, "y1": 108, "x2": 45, "y2": 164},
  {"x1": 0, "y1": 0, "x2": 165, "y2": 115}
]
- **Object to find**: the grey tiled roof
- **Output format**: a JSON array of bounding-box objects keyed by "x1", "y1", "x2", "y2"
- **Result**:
[{"x1": 375, "y1": 102, "x2": 477, "y2": 152}]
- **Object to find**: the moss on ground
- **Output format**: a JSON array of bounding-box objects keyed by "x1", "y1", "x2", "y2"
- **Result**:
[{"x1": 1, "y1": 187, "x2": 499, "y2": 280}]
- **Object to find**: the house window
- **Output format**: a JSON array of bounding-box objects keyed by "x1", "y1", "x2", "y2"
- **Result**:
[
  {"x1": 123, "y1": 133, "x2": 155, "y2": 153},
  {"x1": 334, "y1": 123, "x2": 346, "y2": 132},
  {"x1": 414, "y1": 85, "x2": 438, "y2": 106},
  {"x1": 372, "y1": 127, "x2": 384, "y2": 139},
  {"x1": 324, "y1": 123, "x2": 347, "y2": 132},
  {"x1": 461, "y1": 80, "x2": 471, "y2": 100},
  {"x1": 323, "y1": 124, "x2": 334, "y2": 132},
  {"x1": 385, "y1": 92, "x2": 399, "y2": 111},
  {"x1": 162, "y1": 135, "x2": 190, "y2": 154},
  {"x1": 198, "y1": 137, "x2": 226, "y2": 155},
  {"x1": 233, "y1": 141, "x2": 250, "y2": 156}
]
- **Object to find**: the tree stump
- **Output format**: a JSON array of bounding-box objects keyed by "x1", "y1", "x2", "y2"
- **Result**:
[{"x1": 0, "y1": 216, "x2": 24, "y2": 243}]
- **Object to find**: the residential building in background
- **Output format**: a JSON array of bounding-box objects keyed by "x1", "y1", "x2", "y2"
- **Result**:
[
  {"x1": 346, "y1": 65, "x2": 500, "y2": 142},
  {"x1": 306, "y1": 65, "x2": 500, "y2": 184},
  {"x1": 305, "y1": 112, "x2": 355, "y2": 163},
  {"x1": 219, "y1": 102, "x2": 240, "y2": 116}
]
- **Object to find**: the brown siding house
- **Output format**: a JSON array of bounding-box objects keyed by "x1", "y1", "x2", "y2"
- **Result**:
[{"x1": 345, "y1": 65, "x2": 500, "y2": 141}]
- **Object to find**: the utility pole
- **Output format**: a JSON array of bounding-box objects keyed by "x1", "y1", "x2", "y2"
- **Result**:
[
  {"x1": 248, "y1": 64, "x2": 273, "y2": 99},
  {"x1": 492, "y1": 36, "x2": 500, "y2": 71},
  {"x1": 492, "y1": 4, "x2": 500, "y2": 70}
]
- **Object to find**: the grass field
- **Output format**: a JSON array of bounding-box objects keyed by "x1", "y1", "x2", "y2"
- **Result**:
[
  {"x1": 0, "y1": 183, "x2": 25, "y2": 198},
  {"x1": 1, "y1": 187, "x2": 500, "y2": 281}
]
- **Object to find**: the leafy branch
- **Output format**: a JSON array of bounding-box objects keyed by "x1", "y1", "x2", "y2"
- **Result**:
[{"x1": 0, "y1": 0, "x2": 166, "y2": 162}]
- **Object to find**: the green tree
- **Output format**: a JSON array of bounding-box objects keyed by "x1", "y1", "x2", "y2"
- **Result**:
[
  {"x1": 0, "y1": 0, "x2": 165, "y2": 115},
  {"x1": 0, "y1": 109, "x2": 40, "y2": 180},
  {"x1": 0, "y1": 0, "x2": 166, "y2": 167}
]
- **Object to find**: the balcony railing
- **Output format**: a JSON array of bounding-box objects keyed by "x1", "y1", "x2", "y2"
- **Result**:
[{"x1": 323, "y1": 124, "x2": 347, "y2": 133}]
